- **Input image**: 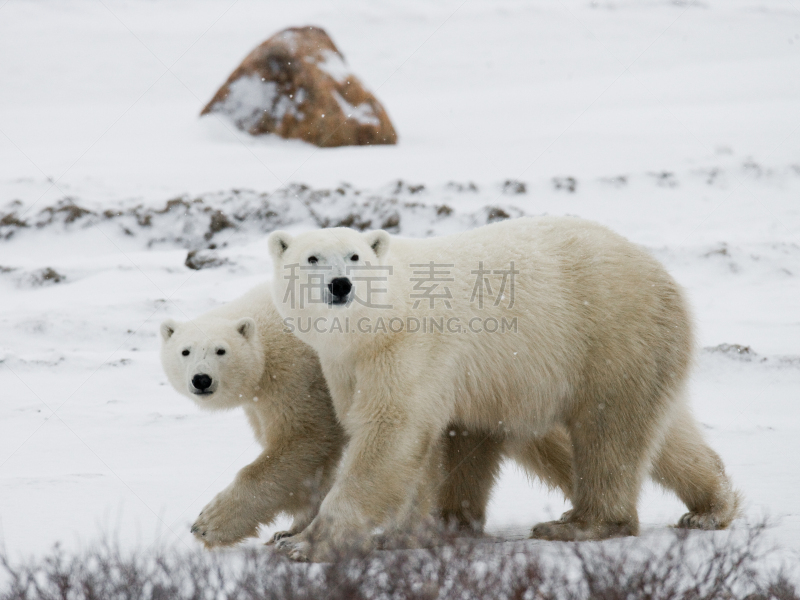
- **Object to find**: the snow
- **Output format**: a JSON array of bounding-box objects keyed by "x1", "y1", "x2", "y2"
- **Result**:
[
  {"x1": 332, "y1": 91, "x2": 381, "y2": 126},
  {"x1": 0, "y1": 0, "x2": 798, "y2": 570},
  {"x1": 314, "y1": 49, "x2": 353, "y2": 84},
  {"x1": 211, "y1": 75, "x2": 308, "y2": 133}
]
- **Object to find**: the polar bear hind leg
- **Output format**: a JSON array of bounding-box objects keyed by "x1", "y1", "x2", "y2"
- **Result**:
[
  {"x1": 531, "y1": 365, "x2": 678, "y2": 541},
  {"x1": 437, "y1": 429, "x2": 505, "y2": 533},
  {"x1": 438, "y1": 426, "x2": 576, "y2": 535},
  {"x1": 652, "y1": 400, "x2": 741, "y2": 530},
  {"x1": 508, "y1": 426, "x2": 574, "y2": 501}
]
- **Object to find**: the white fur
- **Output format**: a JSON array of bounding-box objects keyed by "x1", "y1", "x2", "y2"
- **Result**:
[
  {"x1": 160, "y1": 284, "x2": 345, "y2": 548},
  {"x1": 269, "y1": 217, "x2": 740, "y2": 561}
]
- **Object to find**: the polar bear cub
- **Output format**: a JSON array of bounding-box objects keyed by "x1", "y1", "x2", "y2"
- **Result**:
[
  {"x1": 268, "y1": 216, "x2": 740, "y2": 561},
  {"x1": 160, "y1": 283, "x2": 345, "y2": 547}
]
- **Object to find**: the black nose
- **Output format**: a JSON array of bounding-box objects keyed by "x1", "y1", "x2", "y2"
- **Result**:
[
  {"x1": 328, "y1": 277, "x2": 352, "y2": 298},
  {"x1": 192, "y1": 374, "x2": 212, "y2": 391}
]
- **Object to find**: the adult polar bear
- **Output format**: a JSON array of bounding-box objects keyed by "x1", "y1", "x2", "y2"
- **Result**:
[{"x1": 268, "y1": 216, "x2": 740, "y2": 561}]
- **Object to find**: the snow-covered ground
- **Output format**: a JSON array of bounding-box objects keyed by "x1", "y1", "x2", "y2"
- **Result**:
[{"x1": 0, "y1": 0, "x2": 798, "y2": 565}]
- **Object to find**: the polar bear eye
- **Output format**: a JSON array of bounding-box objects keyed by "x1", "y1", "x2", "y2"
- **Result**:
[
  {"x1": 308, "y1": 256, "x2": 318, "y2": 264},
  {"x1": 181, "y1": 349, "x2": 190, "y2": 356},
  {"x1": 216, "y1": 348, "x2": 226, "y2": 356},
  {"x1": 351, "y1": 254, "x2": 359, "y2": 262}
]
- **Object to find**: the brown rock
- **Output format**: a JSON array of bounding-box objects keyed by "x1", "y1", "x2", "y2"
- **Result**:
[{"x1": 201, "y1": 26, "x2": 397, "y2": 148}]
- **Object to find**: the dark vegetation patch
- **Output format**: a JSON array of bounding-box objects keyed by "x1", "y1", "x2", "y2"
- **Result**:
[
  {"x1": 705, "y1": 244, "x2": 730, "y2": 257},
  {"x1": 0, "y1": 213, "x2": 28, "y2": 228},
  {"x1": 185, "y1": 250, "x2": 229, "y2": 270},
  {"x1": 29, "y1": 267, "x2": 66, "y2": 286},
  {"x1": 392, "y1": 180, "x2": 426, "y2": 195},
  {"x1": 698, "y1": 167, "x2": 723, "y2": 185},
  {"x1": 486, "y1": 206, "x2": 512, "y2": 223},
  {"x1": 446, "y1": 181, "x2": 478, "y2": 193},
  {"x1": 600, "y1": 175, "x2": 627, "y2": 188},
  {"x1": 649, "y1": 171, "x2": 679, "y2": 188},
  {"x1": 36, "y1": 198, "x2": 93, "y2": 226},
  {"x1": 436, "y1": 205, "x2": 453, "y2": 217},
  {"x1": 704, "y1": 344, "x2": 800, "y2": 369},
  {"x1": 0, "y1": 212, "x2": 29, "y2": 239},
  {"x1": 742, "y1": 159, "x2": 768, "y2": 178},
  {"x1": 553, "y1": 176, "x2": 578, "y2": 193},
  {"x1": 205, "y1": 210, "x2": 234, "y2": 239},
  {"x1": 0, "y1": 522, "x2": 794, "y2": 600},
  {"x1": 705, "y1": 343, "x2": 757, "y2": 359},
  {"x1": 329, "y1": 213, "x2": 373, "y2": 230},
  {"x1": 381, "y1": 213, "x2": 400, "y2": 232},
  {"x1": 502, "y1": 179, "x2": 526, "y2": 194},
  {"x1": 0, "y1": 185, "x2": 523, "y2": 251}
]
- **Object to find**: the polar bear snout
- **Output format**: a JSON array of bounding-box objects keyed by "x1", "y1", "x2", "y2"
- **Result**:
[
  {"x1": 328, "y1": 277, "x2": 353, "y2": 305},
  {"x1": 191, "y1": 373, "x2": 216, "y2": 395}
]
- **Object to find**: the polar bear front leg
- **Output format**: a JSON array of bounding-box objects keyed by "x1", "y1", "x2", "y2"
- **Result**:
[
  {"x1": 192, "y1": 478, "x2": 263, "y2": 548},
  {"x1": 191, "y1": 448, "x2": 306, "y2": 548},
  {"x1": 277, "y1": 398, "x2": 442, "y2": 561}
]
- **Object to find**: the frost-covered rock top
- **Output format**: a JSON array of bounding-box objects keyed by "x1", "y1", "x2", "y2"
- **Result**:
[{"x1": 201, "y1": 26, "x2": 397, "y2": 147}]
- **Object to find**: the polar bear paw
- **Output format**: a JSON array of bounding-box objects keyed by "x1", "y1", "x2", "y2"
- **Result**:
[
  {"x1": 676, "y1": 488, "x2": 741, "y2": 530},
  {"x1": 677, "y1": 511, "x2": 723, "y2": 530},
  {"x1": 267, "y1": 530, "x2": 295, "y2": 545},
  {"x1": 274, "y1": 532, "x2": 348, "y2": 563},
  {"x1": 191, "y1": 488, "x2": 260, "y2": 548},
  {"x1": 275, "y1": 536, "x2": 312, "y2": 562},
  {"x1": 530, "y1": 519, "x2": 636, "y2": 541}
]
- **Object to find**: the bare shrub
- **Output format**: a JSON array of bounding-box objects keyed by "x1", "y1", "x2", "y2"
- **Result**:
[{"x1": 1, "y1": 522, "x2": 796, "y2": 600}]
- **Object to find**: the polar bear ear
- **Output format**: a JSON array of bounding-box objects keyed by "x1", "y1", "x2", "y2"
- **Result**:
[
  {"x1": 268, "y1": 231, "x2": 292, "y2": 260},
  {"x1": 160, "y1": 319, "x2": 179, "y2": 341},
  {"x1": 236, "y1": 317, "x2": 256, "y2": 340},
  {"x1": 365, "y1": 230, "x2": 390, "y2": 259}
]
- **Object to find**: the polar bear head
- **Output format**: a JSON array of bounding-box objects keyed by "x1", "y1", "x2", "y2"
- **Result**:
[
  {"x1": 268, "y1": 228, "x2": 391, "y2": 325},
  {"x1": 160, "y1": 316, "x2": 264, "y2": 411}
]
